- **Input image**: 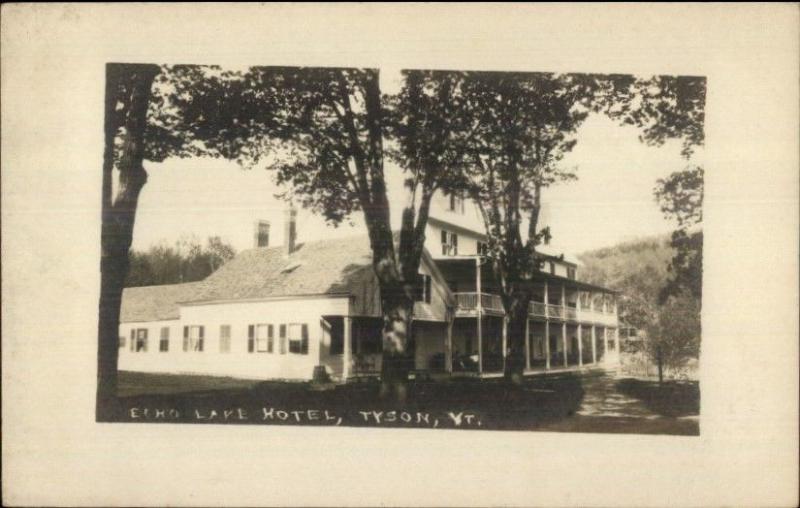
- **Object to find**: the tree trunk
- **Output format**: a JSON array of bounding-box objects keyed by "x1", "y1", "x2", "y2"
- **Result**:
[
  {"x1": 379, "y1": 282, "x2": 415, "y2": 400},
  {"x1": 504, "y1": 290, "x2": 531, "y2": 384},
  {"x1": 96, "y1": 63, "x2": 160, "y2": 421}
]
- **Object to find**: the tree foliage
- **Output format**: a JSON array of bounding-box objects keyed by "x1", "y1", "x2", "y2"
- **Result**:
[
  {"x1": 655, "y1": 165, "x2": 703, "y2": 301},
  {"x1": 125, "y1": 236, "x2": 236, "y2": 287}
]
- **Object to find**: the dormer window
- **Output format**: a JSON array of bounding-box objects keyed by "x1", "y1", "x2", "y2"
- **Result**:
[
  {"x1": 448, "y1": 193, "x2": 465, "y2": 214},
  {"x1": 441, "y1": 230, "x2": 458, "y2": 256}
]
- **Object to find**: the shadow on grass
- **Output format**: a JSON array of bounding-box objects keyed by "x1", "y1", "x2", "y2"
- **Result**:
[
  {"x1": 614, "y1": 378, "x2": 700, "y2": 417},
  {"x1": 112, "y1": 372, "x2": 587, "y2": 431}
]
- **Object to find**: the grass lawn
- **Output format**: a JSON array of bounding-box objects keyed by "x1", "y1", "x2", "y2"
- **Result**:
[{"x1": 112, "y1": 370, "x2": 699, "y2": 435}]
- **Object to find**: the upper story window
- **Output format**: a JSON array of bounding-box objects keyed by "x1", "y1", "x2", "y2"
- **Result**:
[
  {"x1": 567, "y1": 267, "x2": 576, "y2": 280},
  {"x1": 549, "y1": 261, "x2": 555, "y2": 275},
  {"x1": 477, "y1": 241, "x2": 489, "y2": 256},
  {"x1": 448, "y1": 193, "x2": 465, "y2": 214},
  {"x1": 414, "y1": 274, "x2": 433, "y2": 304},
  {"x1": 441, "y1": 230, "x2": 458, "y2": 256}
]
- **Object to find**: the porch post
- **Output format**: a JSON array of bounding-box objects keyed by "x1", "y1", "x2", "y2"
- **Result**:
[
  {"x1": 544, "y1": 319, "x2": 550, "y2": 370},
  {"x1": 561, "y1": 285, "x2": 568, "y2": 367},
  {"x1": 524, "y1": 318, "x2": 531, "y2": 371},
  {"x1": 445, "y1": 318, "x2": 453, "y2": 374},
  {"x1": 591, "y1": 325, "x2": 597, "y2": 364},
  {"x1": 343, "y1": 316, "x2": 352, "y2": 381},
  {"x1": 577, "y1": 323, "x2": 583, "y2": 367},
  {"x1": 502, "y1": 316, "x2": 508, "y2": 361},
  {"x1": 476, "y1": 257, "x2": 483, "y2": 375}
]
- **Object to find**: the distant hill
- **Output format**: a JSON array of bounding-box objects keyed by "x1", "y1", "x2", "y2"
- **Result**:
[{"x1": 576, "y1": 235, "x2": 675, "y2": 326}]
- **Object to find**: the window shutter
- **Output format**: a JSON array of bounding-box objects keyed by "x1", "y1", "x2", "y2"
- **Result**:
[
  {"x1": 198, "y1": 326, "x2": 204, "y2": 351},
  {"x1": 441, "y1": 230, "x2": 447, "y2": 244},
  {"x1": 247, "y1": 325, "x2": 254, "y2": 353},
  {"x1": 301, "y1": 324, "x2": 309, "y2": 354},
  {"x1": 279, "y1": 324, "x2": 287, "y2": 354},
  {"x1": 130, "y1": 329, "x2": 135, "y2": 351},
  {"x1": 183, "y1": 326, "x2": 189, "y2": 352},
  {"x1": 143, "y1": 329, "x2": 148, "y2": 352},
  {"x1": 452, "y1": 234, "x2": 458, "y2": 255}
]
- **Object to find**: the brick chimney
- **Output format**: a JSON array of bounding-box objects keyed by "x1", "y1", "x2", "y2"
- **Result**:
[
  {"x1": 253, "y1": 220, "x2": 270, "y2": 248},
  {"x1": 284, "y1": 205, "x2": 297, "y2": 257}
]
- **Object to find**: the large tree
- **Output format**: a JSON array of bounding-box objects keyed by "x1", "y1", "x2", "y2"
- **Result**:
[
  {"x1": 97, "y1": 63, "x2": 161, "y2": 419},
  {"x1": 465, "y1": 73, "x2": 587, "y2": 381},
  {"x1": 174, "y1": 67, "x2": 473, "y2": 396},
  {"x1": 97, "y1": 64, "x2": 226, "y2": 418}
]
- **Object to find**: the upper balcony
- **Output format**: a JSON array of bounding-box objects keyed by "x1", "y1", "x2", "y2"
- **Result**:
[
  {"x1": 529, "y1": 301, "x2": 616, "y2": 325},
  {"x1": 455, "y1": 292, "x2": 505, "y2": 316}
]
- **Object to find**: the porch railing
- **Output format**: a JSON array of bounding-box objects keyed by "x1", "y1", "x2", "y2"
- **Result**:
[
  {"x1": 455, "y1": 292, "x2": 504, "y2": 313},
  {"x1": 547, "y1": 304, "x2": 565, "y2": 319},
  {"x1": 529, "y1": 301, "x2": 547, "y2": 317}
]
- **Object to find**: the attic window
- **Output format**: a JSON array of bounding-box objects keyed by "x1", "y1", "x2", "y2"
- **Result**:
[{"x1": 281, "y1": 261, "x2": 303, "y2": 274}]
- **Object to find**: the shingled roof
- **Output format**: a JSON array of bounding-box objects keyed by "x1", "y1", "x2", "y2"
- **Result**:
[
  {"x1": 184, "y1": 234, "x2": 376, "y2": 304},
  {"x1": 120, "y1": 281, "x2": 205, "y2": 323},
  {"x1": 120, "y1": 234, "x2": 453, "y2": 322}
]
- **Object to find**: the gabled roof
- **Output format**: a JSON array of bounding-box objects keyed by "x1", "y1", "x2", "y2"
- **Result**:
[
  {"x1": 185, "y1": 233, "x2": 454, "y2": 308},
  {"x1": 185, "y1": 235, "x2": 375, "y2": 304},
  {"x1": 120, "y1": 281, "x2": 204, "y2": 323},
  {"x1": 120, "y1": 233, "x2": 454, "y2": 323}
]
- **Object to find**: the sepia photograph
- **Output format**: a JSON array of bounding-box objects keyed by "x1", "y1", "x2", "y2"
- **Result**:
[
  {"x1": 2, "y1": 4, "x2": 797, "y2": 507},
  {"x1": 100, "y1": 64, "x2": 704, "y2": 435}
]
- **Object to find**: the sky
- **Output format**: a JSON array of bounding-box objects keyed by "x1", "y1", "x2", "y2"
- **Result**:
[{"x1": 130, "y1": 78, "x2": 703, "y2": 259}]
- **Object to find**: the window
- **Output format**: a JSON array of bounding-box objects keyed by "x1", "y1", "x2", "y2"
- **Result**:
[
  {"x1": 414, "y1": 274, "x2": 433, "y2": 304},
  {"x1": 288, "y1": 323, "x2": 309, "y2": 355},
  {"x1": 567, "y1": 267, "x2": 576, "y2": 280},
  {"x1": 549, "y1": 261, "x2": 555, "y2": 275},
  {"x1": 279, "y1": 324, "x2": 287, "y2": 354},
  {"x1": 131, "y1": 328, "x2": 148, "y2": 352},
  {"x1": 477, "y1": 241, "x2": 489, "y2": 256},
  {"x1": 448, "y1": 193, "x2": 465, "y2": 214},
  {"x1": 219, "y1": 325, "x2": 231, "y2": 353},
  {"x1": 159, "y1": 327, "x2": 169, "y2": 352},
  {"x1": 183, "y1": 325, "x2": 204, "y2": 352},
  {"x1": 119, "y1": 335, "x2": 126, "y2": 349},
  {"x1": 440, "y1": 230, "x2": 458, "y2": 256},
  {"x1": 256, "y1": 324, "x2": 273, "y2": 353}
]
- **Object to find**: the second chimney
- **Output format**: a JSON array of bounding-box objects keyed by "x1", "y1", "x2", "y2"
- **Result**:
[
  {"x1": 254, "y1": 220, "x2": 270, "y2": 248},
  {"x1": 284, "y1": 205, "x2": 297, "y2": 257}
]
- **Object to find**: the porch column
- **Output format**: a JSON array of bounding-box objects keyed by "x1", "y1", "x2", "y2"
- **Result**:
[
  {"x1": 502, "y1": 316, "x2": 508, "y2": 361},
  {"x1": 476, "y1": 257, "x2": 483, "y2": 375},
  {"x1": 445, "y1": 318, "x2": 453, "y2": 374},
  {"x1": 561, "y1": 285, "x2": 568, "y2": 367},
  {"x1": 524, "y1": 318, "x2": 531, "y2": 371},
  {"x1": 591, "y1": 325, "x2": 597, "y2": 364},
  {"x1": 577, "y1": 323, "x2": 583, "y2": 367},
  {"x1": 544, "y1": 319, "x2": 550, "y2": 370},
  {"x1": 343, "y1": 316, "x2": 352, "y2": 381}
]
